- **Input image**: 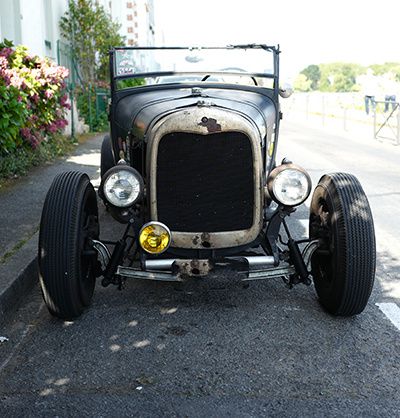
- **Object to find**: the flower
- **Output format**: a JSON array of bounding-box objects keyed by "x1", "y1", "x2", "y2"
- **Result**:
[
  {"x1": 0, "y1": 47, "x2": 13, "y2": 59},
  {"x1": 1, "y1": 41, "x2": 72, "y2": 155},
  {"x1": 20, "y1": 127, "x2": 31, "y2": 139},
  {"x1": 60, "y1": 93, "x2": 71, "y2": 109},
  {"x1": 0, "y1": 56, "x2": 8, "y2": 70},
  {"x1": 44, "y1": 89, "x2": 54, "y2": 99}
]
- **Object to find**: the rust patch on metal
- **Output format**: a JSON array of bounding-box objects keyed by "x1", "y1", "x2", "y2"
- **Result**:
[
  {"x1": 175, "y1": 259, "x2": 212, "y2": 277},
  {"x1": 200, "y1": 232, "x2": 211, "y2": 248},
  {"x1": 198, "y1": 117, "x2": 221, "y2": 133}
]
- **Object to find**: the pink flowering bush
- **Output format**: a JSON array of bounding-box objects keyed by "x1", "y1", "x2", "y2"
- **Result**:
[{"x1": 0, "y1": 39, "x2": 70, "y2": 154}]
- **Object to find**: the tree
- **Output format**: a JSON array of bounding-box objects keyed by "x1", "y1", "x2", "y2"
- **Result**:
[
  {"x1": 60, "y1": 0, "x2": 124, "y2": 84},
  {"x1": 293, "y1": 74, "x2": 312, "y2": 92},
  {"x1": 300, "y1": 64, "x2": 320, "y2": 90},
  {"x1": 318, "y1": 63, "x2": 363, "y2": 92},
  {"x1": 369, "y1": 62, "x2": 400, "y2": 82}
]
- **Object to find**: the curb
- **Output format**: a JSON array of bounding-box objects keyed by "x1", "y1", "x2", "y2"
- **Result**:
[{"x1": 0, "y1": 232, "x2": 39, "y2": 321}]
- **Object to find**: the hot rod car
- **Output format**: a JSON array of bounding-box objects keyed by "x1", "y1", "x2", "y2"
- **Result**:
[{"x1": 38, "y1": 45, "x2": 376, "y2": 319}]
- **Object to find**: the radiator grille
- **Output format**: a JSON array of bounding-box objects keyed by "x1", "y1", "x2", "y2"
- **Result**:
[{"x1": 156, "y1": 132, "x2": 254, "y2": 232}]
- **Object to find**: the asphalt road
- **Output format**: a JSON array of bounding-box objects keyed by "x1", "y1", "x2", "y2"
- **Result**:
[{"x1": 0, "y1": 120, "x2": 399, "y2": 417}]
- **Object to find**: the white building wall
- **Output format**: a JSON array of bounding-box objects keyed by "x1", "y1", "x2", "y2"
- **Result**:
[
  {"x1": 109, "y1": 0, "x2": 155, "y2": 46},
  {"x1": 0, "y1": 0, "x2": 22, "y2": 45},
  {"x1": 0, "y1": 0, "x2": 68, "y2": 61},
  {"x1": 19, "y1": 0, "x2": 46, "y2": 57},
  {"x1": 1, "y1": 0, "x2": 154, "y2": 59}
]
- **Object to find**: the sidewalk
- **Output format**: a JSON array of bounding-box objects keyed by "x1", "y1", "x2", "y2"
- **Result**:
[{"x1": 0, "y1": 134, "x2": 103, "y2": 320}]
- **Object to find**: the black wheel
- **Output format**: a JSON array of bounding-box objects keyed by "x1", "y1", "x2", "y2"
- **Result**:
[
  {"x1": 100, "y1": 134, "x2": 115, "y2": 178},
  {"x1": 309, "y1": 173, "x2": 376, "y2": 316},
  {"x1": 38, "y1": 171, "x2": 99, "y2": 319}
]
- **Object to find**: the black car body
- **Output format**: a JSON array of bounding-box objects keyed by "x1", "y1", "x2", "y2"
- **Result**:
[{"x1": 38, "y1": 45, "x2": 376, "y2": 319}]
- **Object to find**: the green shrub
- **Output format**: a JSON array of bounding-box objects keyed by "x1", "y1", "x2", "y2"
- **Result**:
[
  {"x1": 0, "y1": 134, "x2": 75, "y2": 180},
  {"x1": 0, "y1": 84, "x2": 28, "y2": 151},
  {"x1": 0, "y1": 39, "x2": 70, "y2": 155},
  {"x1": 75, "y1": 85, "x2": 109, "y2": 132}
]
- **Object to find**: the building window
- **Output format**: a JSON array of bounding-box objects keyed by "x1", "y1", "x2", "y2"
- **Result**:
[
  {"x1": 135, "y1": 33, "x2": 138, "y2": 39},
  {"x1": 134, "y1": 11, "x2": 137, "y2": 16},
  {"x1": 127, "y1": 14, "x2": 133, "y2": 21},
  {"x1": 128, "y1": 39, "x2": 134, "y2": 46},
  {"x1": 127, "y1": 27, "x2": 133, "y2": 33},
  {"x1": 134, "y1": 22, "x2": 138, "y2": 28},
  {"x1": 127, "y1": 2, "x2": 133, "y2": 8}
]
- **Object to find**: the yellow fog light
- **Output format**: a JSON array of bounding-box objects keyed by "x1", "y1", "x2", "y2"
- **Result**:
[{"x1": 139, "y1": 222, "x2": 171, "y2": 254}]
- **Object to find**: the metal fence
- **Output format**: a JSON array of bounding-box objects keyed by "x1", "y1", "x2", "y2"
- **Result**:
[
  {"x1": 285, "y1": 92, "x2": 400, "y2": 145},
  {"x1": 57, "y1": 40, "x2": 77, "y2": 138},
  {"x1": 56, "y1": 40, "x2": 110, "y2": 136},
  {"x1": 373, "y1": 101, "x2": 400, "y2": 145}
]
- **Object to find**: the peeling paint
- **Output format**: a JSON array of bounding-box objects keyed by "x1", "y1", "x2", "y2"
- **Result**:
[{"x1": 198, "y1": 117, "x2": 221, "y2": 133}]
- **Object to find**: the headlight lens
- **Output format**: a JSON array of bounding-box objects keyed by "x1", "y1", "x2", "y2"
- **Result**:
[
  {"x1": 268, "y1": 164, "x2": 311, "y2": 206},
  {"x1": 103, "y1": 168, "x2": 143, "y2": 207},
  {"x1": 139, "y1": 222, "x2": 171, "y2": 254}
]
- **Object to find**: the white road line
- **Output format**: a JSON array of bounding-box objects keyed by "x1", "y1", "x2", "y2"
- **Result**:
[{"x1": 376, "y1": 303, "x2": 400, "y2": 331}]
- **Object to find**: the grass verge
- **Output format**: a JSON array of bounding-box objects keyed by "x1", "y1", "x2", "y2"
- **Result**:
[
  {"x1": 0, "y1": 225, "x2": 40, "y2": 265},
  {"x1": 0, "y1": 133, "x2": 98, "y2": 190}
]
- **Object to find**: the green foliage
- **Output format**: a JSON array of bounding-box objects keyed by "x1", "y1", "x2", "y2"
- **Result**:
[
  {"x1": 298, "y1": 61, "x2": 400, "y2": 94},
  {"x1": 319, "y1": 63, "x2": 363, "y2": 92},
  {"x1": 116, "y1": 78, "x2": 146, "y2": 90},
  {"x1": 75, "y1": 86, "x2": 109, "y2": 132},
  {"x1": 369, "y1": 62, "x2": 400, "y2": 82},
  {"x1": 0, "y1": 40, "x2": 70, "y2": 155},
  {"x1": 0, "y1": 84, "x2": 28, "y2": 152},
  {"x1": 60, "y1": 0, "x2": 124, "y2": 84},
  {"x1": 293, "y1": 74, "x2": 312, "y2": 92},
  {"x1": 299, "y1": 62, "x2": 364, "y2": 92},
  {"x1": 0, "y1": 134, "x2": 75, "y2": 181},
  {"x1": 300, "y1": 65, "x2": 320, "y2": 90}
]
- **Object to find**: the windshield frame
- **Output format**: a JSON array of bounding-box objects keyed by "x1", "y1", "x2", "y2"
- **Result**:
[{"x1": 109, "y1": 44, "x2": 280, "y2": 94}]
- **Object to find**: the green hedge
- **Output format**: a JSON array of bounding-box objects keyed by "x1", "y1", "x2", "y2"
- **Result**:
[{"x1": 0, "y1": 39, "x2": 70, "y2": 155}]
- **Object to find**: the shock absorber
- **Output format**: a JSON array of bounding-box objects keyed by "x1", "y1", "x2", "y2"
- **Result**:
[{"x1": 283, "y1": 218, "x2": 311, "y2": 285}]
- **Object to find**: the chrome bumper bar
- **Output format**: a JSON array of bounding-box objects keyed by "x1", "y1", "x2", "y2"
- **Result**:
[
  {"x1": 143, "y1": 255, "x2": 276, "y2": 271},
  {"x1": 97, "y1": 241, "x2": 320, "y2": 283}
]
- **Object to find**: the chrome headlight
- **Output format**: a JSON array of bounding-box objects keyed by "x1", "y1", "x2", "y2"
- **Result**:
[
  {"x1": 102, "y1": 166, "x2": 144, "y2": 207},
  {"x1": 267, "y1": 163, "x2": 311, "y2": 207}
]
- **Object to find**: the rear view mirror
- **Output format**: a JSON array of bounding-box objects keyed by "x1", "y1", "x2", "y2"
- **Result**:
[{"x1": 279, "y1": 83, "x2": 293, "y2": 98}]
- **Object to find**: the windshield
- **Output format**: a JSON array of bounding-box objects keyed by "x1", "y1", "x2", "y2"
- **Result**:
[{"x1": 113, "y1": 46, "x2": 277, "y2": 84}]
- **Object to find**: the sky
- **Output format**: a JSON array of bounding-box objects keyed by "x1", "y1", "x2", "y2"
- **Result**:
[{"x1": 154, "y1": 0, "x2": 400, "y2": 80}]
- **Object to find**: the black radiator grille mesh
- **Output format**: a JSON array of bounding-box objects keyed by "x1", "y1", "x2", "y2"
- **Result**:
[{"x1": 156, "y1": 131, "x2": 254, "y2": 232}]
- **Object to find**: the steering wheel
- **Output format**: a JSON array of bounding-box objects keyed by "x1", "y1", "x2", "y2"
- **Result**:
[{"x1": 202, "y1": 68, "x2": 258, "y2": 85}]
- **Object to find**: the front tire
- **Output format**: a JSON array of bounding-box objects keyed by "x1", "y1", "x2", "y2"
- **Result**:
[
  {"x1": 38, "y1": 171, "x2": 99, "y2": 319},
  {"x1": 309, "y1": 173, "x2": 376, "y2": 316}
]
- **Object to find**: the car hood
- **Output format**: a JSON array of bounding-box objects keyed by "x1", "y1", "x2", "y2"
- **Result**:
[{"x1": 114, "y1": 87, "x2": 277, "y2": 140}]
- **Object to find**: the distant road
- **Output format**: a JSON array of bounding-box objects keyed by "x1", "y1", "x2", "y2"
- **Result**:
[{"x1": 279, "y1": 117, "x2": 400, "y2": 280}]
